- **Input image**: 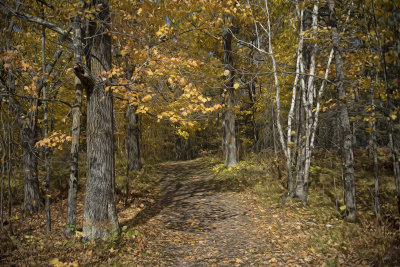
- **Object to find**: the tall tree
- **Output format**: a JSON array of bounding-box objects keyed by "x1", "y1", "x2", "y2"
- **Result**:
[
  {"x1": 222, "y1": 15, "x2": 238, "y2": 167},
  {"x1": 41, "y1": 7, "x2": 51, "y2": 233},
  {"x1": 329, "y1": 0, "x2": 356, "y2": 221},
  {"x1": 66, "y1": 1, "x2": 84, "y2": 236},
  {"x1": 74, "y1": 0, "x2": 119, "y2": 239},
  {"x1": 123, "y1": 55, "x2": 141, "y2": 205}
]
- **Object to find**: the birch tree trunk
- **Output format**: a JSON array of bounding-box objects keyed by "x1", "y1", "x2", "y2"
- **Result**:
[
  {"x1": 296, "y1": 3, "x2": 319, "y2": 204},
  {"x1": 74, "y1": 0, "x2": 119, "y2": 240},
  {"x1": 329, "y1": 0, "x2": 356, "y2": 221}
]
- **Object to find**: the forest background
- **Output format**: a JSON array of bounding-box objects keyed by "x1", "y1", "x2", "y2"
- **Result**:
[{"x1": 1, "y1": 0, "x2": 400, "y2": 265}]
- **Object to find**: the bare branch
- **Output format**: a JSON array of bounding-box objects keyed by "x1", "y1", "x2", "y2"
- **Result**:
[{"x1": 0, "y1": 1, "x2": 71, "y2": 42}]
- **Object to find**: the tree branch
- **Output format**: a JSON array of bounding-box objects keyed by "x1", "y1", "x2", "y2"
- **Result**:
[
  {"x1": 0, "y1": 1, "x2": 71, "y2": 42},
  {"x1": 73, "y1": 63, "x2": 95, "y2": 90}
]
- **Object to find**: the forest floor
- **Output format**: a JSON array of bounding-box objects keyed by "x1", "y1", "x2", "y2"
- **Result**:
[{"x1": 1, "y1": 156, "x2": 400, "y2": 266}]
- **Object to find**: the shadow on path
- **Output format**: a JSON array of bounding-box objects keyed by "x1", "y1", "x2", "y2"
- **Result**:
[{"x1": 124, "y1": 159, "x2": 275, "y2": 266}]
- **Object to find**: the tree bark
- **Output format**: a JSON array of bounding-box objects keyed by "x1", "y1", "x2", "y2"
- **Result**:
[
  {"x1": 295, "y1": 2, "x2": 319, "y2": 204},
  {"x1": 329, "y1": 0, "x2": 356, "y2": 221},
  {"x1": 371, "y1": 76, "x2": 380, "y2": 219},
  {"x1": 125, "y1": 104, "x2": 141, "y2": 202},
  {"x1": 1, "y1": 112, "x2": 5, "y2": 228},
  {"x1": 7, "y1": 67, "x2": 42, "y2": 213},
  {"x1": 222, "y1": 18, "x2": 238, "y2": 168},
  {"x1": 76, "y1": 0, "x2": 119, "y2": 240},
  {"x1": 66, "y1": 4, "x2": 84, "y2": 235},
  {"x1": 41, "y1": 10, "x2": 51, "y2": 233},
  {"x1": 392, "y1": 0, "x2": 400, "y2": 214},
  {"x1": 20, "y1": 118, "x2": 41, "y2": 212}
]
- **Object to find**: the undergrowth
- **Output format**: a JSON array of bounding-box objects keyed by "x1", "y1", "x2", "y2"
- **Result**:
[{"x1": 205, "y1": 148, "x2": 400, "y2": 266}]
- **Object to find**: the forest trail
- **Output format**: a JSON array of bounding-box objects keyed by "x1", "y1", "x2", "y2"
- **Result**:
[
  {"x1": 127, "y1": 159, "x2": 308, "y2": 266},
  {"x1": 1, "y1": 158, "x2": 383, "y2": 266}
]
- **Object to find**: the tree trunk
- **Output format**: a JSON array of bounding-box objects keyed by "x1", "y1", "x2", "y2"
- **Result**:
[
  {"x1": 8, "y1": 62, "x2": 42, "y2": 213},
  {"x1": 1, "y1": 113, "x2": 5, "y2": 228},
  {"x1": 329, "y1": 0, "x2": 356, "y2": 221},
  {"x1": 20, "y1": 121, "x2": 41, "y2": 212},
  {"x1": 66, "y1": 6, "x2": 84, "y2": 235},
  {"x1": 41, "y1": 13, "x2": 51, "y2": 233},
  {"x1": 390, "y1": 0, "x2": 400, "y2": 215},
  {"x1": 222, "y1": 20, "x2": 238, "y2": 167},
  {"x1": 7, "y1": 70, "x2": 41, "y2": 214},
  {"x1": 392, "y1": 0, "x2": 400, "y2": 214},
  {"x1": 125, "y1": 104, "x2": 141, "y2": 202},
  {"x1": 125, "y1": 74, "x2": 141, "y2": 172},
  {"x1": 75, "y1": 0, "x2": 119, "y2": 240},
  {"x1": 371, "y1": 76, "x2": 380, "y2": 219},
  {"x1": 371, "y1": 0, "x2": 400, "y2": 215},
  {"x1": 297, "y1": 3, "x2": 319, "y2": 205},
  {"x1": 120, "y1": 52, "x2": 142, "y2": 204}
]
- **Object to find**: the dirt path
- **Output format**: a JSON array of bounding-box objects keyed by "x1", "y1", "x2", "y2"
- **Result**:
[
  {"x1": 0, "y1": 158, "x2": 386, "y2": 266},
  {"x1": 129, "y1": 160, "x2": 281, "y2": 266}
]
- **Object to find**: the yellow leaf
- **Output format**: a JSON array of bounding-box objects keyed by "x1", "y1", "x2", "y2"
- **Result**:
[
  {"x1": 235, "y1": 258, "x2": 243, "y2": 263},
  {"x1": 49, "y1": 258, "x2": 60, "y2": 266},
  {"x1": 141, "y1": 95, "x2": 152, "y2": 102},
  {"x1": 233, "y1": 83, "x2": 239, "y2": 89},
  {"x1": 223, "y1": 69, "x2": 230, "y2": 76}
]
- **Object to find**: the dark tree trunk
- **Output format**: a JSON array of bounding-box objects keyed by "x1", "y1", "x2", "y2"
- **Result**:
[
  {"x1": 125, "y1": 78, "x2": 141, "y2": 171},
  {"x1": 370, "y1": 79, "x2": 380, "y2": 219},
  {"x1": 125, "y1": 104, "x2": 141, "y2": 203},
  {"x1": 41, "y1": 13, "x2": 51, "y2": 233},
  {"x1": 66, "y1": 5, "x2": 84, "y2": 235},
  {"x1": 20, "y1": 120, "x2": 41, "y2": 212},
  {"x1": 74, "y1": 0, "x2": 119, "y2": 240},
  {"x1": 123, "y1": 54, "x2": 142, "y2": 205},
  {"x1": 370, "y1": 0, "x2": 400, "y2": 215},
  {"x1": 1, "y1": 113, "x2": 5, "y2": 228},
  {"x1": 7, "y1": 68, "x2": 41, "y2": 213},
  {"x1": 390, "y1": 0, "x2": 400, "y2": 215},
  {"x1": 329, "y1": 0, "x2": 356, "y2": 222},
  {"x1": 222, "y1": 20, "x2": 238, "y2": 167}
]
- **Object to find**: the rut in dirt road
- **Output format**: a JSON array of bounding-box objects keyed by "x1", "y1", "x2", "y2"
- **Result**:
[{"x1": 130, "y1": 160, "x2": 277, "y2": 266}]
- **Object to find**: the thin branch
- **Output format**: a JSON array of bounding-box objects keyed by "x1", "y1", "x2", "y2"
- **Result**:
[{"x1": 0, "y1": 1, "x2": 71, "y2": 41}]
